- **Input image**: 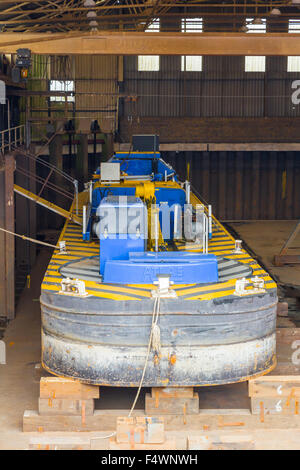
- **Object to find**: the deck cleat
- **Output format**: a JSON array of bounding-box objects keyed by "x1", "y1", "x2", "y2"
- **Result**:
[
  {"x1": 234, "y1": 276, "x2": 266, "y2": 296},
  {"x1": 151, "y1": 274, "x2": 177, "y2": 299},
  {"x1": 59, "y1": 278, "x2": 89, "y2": 297}
]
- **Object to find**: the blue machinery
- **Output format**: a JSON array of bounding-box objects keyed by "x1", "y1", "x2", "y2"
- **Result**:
[{"x1": 81, "y1": 146, "x2": 218, "y2": 285}]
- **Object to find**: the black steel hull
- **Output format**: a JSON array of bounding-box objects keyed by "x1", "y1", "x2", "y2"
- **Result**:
[{"x1": 41, "y1": 291, "x2": 277, "y2": 386}]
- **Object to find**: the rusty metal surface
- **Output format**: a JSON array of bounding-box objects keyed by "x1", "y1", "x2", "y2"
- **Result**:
[
  {"x1": 274, "y1": 255, "x2": 300, "y2": 266},
  {"x1": 162, "y1": 150, "x2": 300, "y2": 221},
  {"x1": 0, "y1": 153, "x2": 15, "y2": 319},
  {"x1": 41, "y1": 291, "x2": 277, "y2": 386}
]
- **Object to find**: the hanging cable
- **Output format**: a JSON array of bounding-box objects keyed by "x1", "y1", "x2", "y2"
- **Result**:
[
  {"x1": 0, "y1": 226, "x2": 62, "y2": 250},
  {"x1": 11, "y1": 141, "x2": 75, "y2": 183}
]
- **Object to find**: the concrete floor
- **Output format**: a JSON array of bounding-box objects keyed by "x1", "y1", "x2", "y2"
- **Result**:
[
  {"x1": 0, "y1": 221, "x2": 300, "y2": 449},
  {"x1": 229, "y1": 220, "x2": 300, "y2": 288},
  {"x1": 229, "y1": 220, "x2": 300, "y2": 327}
]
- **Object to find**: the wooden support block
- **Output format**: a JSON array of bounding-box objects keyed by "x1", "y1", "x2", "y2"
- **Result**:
[
  {"x1": 212, "y1": 440, "x2": 255, "y2": 451},
  {"x1": 38, "y1": 398, "x2": 94, "y2": 416},
  {"x1": 116, "y1": 416, "x2": 165, "y2": 444},
  {"x1": 249, "y1": 376, "x2": 300, "y2": 398},
  {"x1": 187, "y1": 436, "x2": 212, "y2": 450},
  {"x1": 23, "y1": 407, "x2": 300, "y2": 434},
  {"x1": 29, "y1": 436, "x2": 91, "y2": 450},
  {"x1": 251, "y1": 397, "x2": 300, "y2": 416},
  {"x1": 40, "y1": 377, "x2": 99, "y2": 399},
  {"x1": 109, "y1": 437, "x2": 176, "y2": 450},
  {"x1": 277, "y1": 302, "x2": 289, "y2": 318},
  {"x1": 23, "y1": 409, "x2": 108, "y2": 432},
  {"x1": 151, "y1": 387, "x2": 195, "y2": 399},
  {"x1": 145, "y1": 392, "x2": 199, "y2": 415},
  {"x1": 187, "y1": 433, "x2": 255, "y2": 450}
]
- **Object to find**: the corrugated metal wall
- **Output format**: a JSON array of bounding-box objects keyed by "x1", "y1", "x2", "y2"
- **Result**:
[
  {"x1": 25, "y1": 51, "x2": 300, "y2": 221},
  {"x1": 21, "y1": 55, "x2": 49, "y2": 139},
  {"x1": 123, "y1": 56, "x2": 300, "y2": 118},
  {"x1": 26, "y1": 55, "x2": 119, "y2": 133},
  {"x1": 162, "y1": 151, "x2": 300, "y2": 220},
  {"x1": 73, "y1": 55, "x2": 118, "y2": 133},
  {"x1": 27, "y1": 54, "x2": 300, "y2": 126}
]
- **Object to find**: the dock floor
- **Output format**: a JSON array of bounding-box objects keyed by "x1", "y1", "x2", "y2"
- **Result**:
[
  {"x1": 1, "y1": 220, "x2": 300, "y2": 449},
  {"x1": 229, "y1": 220, "x2": 300, "y2": 289}
]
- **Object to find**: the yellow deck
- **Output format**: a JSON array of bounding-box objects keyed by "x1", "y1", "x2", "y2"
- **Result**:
[{"x1": 41, "y1": 188, "x2": 277, "y2": 301}]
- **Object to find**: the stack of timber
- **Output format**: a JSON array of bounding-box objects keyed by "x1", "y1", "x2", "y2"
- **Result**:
[
  {"x1": 24, "y1": 377, "x2": 99, "y2": 432},
  {"x1": 23, "y1": 328, "x2": 300, "y2": 450},
  {"x1": 29, "y1": 436, "x2": 92, "y2": 451},
  {"x1": 145, "y1": 387, "x2": 199, "y2": 417},
  {"x1": 249, "y1": 376, "x2": 300, "y2": 417},
  {"x1": 109, "y1": 417, "x2": 176, "y2": 450}
]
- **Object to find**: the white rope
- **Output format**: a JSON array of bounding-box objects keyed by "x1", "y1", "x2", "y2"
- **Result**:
[
  {"x1": 151, "y1": 295, "x2": 161, "y2": 354},
  {"x1": 95, "y1": 294, "x2": 161, "y2": 440},
  {"x1": 2, "y1": 222, "x2": 163, "y2": 440},
  {"x1": 128, "y1": 295, "x2": 161, "y2": 418},
  {"x1": 0, "y1": 226, "x2": 60, "y2": 250}
]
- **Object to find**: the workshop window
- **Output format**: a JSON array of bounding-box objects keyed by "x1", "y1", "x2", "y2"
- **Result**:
[
  {"x1": 245, "y1": 18, "x2": 266, "y2": 72},
  {"x1": 50, "y1": 80, "x2": 75, "y2": 102},
  {"x1": 245, "y1": 56, "x2": 266, "y2": 72},
  {"x1": 181, "y1": 18, "x2": 203, "y2": 71},
  {"x1": 288, "y1": 20, "x2": 300, "y2": 72}
]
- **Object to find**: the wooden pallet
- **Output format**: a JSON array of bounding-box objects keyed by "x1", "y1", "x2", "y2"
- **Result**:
[{"x1": 24, "y1": 328, "x2": 300, "y2": 450}]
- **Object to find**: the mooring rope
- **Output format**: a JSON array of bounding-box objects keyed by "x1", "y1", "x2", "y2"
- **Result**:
[
  {"x1": 128, "y1": 294, "x2": 161, "y2": 418},
  {"x1": 94, "y1": 293, "x2": 162, "y2": 440}
]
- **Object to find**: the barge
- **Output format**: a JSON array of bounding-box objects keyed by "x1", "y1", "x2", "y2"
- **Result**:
[{"x1": 41, "y1": 135, "x2": 277, "y2": 387}]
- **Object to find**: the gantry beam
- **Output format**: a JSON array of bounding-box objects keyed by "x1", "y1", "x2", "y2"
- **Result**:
[{"x1": 1, "y1": 31, "x2": 300, "y2": 55}]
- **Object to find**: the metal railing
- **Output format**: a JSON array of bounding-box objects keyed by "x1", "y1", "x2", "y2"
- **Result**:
[
  {"x1": 13, "y1": 144, "x2": 79, "y2": 217},
  {"x1": 0, "y1": 125, "x2": 25, "y2": 154}
]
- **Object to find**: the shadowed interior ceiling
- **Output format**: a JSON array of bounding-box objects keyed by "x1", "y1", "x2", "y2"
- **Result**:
[{"x1": 0, "y1": 0, "x2": 299, "y2": 33}]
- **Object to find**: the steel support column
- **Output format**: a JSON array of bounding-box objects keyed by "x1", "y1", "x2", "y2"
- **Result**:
[
  {"x1": 15, "y1": 146, "x2": 36, "y2": 292},
  {"x1": 0, "y1": 153, "x2": 15, "y2": 320}
]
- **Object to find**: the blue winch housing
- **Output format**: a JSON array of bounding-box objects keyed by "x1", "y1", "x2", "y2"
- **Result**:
[
  {"x1": 97, "y1": 196, "x2": 147, "y2": 276},
  {"x1": 104, "y1": 252, "x2": 218, "y2": 285},
  {"x1": 96, "y1": 194, "x2": 218, "y2": 284},
  {"x1": 94, "y1": 151, "x2": 177, "y2": 182}
]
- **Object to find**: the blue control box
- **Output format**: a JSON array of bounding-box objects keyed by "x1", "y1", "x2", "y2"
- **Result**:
[{"x1": 97, "y1": 196, "x2": 146, "y2": 276}]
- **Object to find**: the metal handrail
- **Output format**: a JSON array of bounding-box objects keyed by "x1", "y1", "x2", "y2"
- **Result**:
[{"x1": 0, "y1": 125, "x2": 25, "y2": 154}]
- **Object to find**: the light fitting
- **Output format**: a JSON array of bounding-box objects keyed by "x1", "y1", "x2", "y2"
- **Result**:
[
  {"x1": 240, "y1": 25, "x2": 249, "y2": 33},
  {"x1": 87, "y1": 11, "x2": 97, "y2": 18},
  {"x1": 270, "y1": 8, "x2": 281, "y2": 16},
  {"x1": 252, "y1": 17, "x2": 263, "y2": 25},
  {"x1": 84, "y1": 0, "x2": 96, "y2": 7}
]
